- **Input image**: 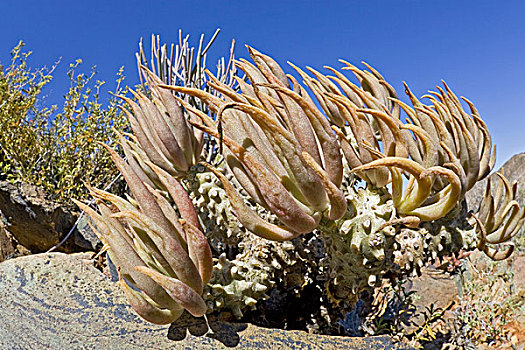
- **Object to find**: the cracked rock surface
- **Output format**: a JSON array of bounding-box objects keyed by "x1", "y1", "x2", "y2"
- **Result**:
[
  {"x1": 0, "y1": 253, "x2": 411, "y2": 350},
  {"x1": 0, "y1": 181, "x2": 75, "y2": 252}
]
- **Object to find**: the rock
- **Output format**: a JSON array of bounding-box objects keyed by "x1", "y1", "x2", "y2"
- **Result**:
[
  {"x1": 499, "y1": 152, "x2": 525, "y2": 185},
  {"x1": 0, "y1": 180, "x2": 102, "y2": 253},
  {"x1": 0, "y1": 253, "x2": 412, "y2": 350},
  {"x1": 0, "y1": 218, "x2": 15, "y2": 261},
  {"x1": 0, "y1": 210, "x2": 31, "y2": 262},
  {"x1": 405, "y1": 267, "x2": 458, "y2": 332},
  {"x1": 73, "y1": 213, "x2": 101, "y2": 251},
  {"x1": 0, "y1": 181, "x2": 76, "y2": 252}
]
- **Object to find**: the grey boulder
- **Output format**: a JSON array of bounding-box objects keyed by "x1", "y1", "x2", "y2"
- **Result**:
[{"x1": 0, "y1": 253, "x2": 411, "y2": 349}]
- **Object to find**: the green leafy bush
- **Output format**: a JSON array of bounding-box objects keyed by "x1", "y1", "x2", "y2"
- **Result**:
[{"x1": 0, "y1": 41, "x2": 128, "y2": 205}]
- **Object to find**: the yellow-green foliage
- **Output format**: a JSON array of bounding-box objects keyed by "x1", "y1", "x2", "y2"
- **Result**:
[
  {"x1": 0, "y1": 41, "x2": 128, "y2": 205},
  {"x1": 0, "y1": 41, "x2": 52, "y2": 180}
]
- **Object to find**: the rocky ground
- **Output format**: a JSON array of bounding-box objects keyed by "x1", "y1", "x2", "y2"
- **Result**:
[
  {"x1": 405, "y1": 250, "x2": 525, "y2": 349},
  {"x1": 0, "y1": 253, "x2": 411, "y2": 349}
]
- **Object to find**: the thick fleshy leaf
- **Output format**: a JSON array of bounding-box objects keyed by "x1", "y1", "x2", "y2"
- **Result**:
[
  {"x1": 136, "y1": 266, "x2": 207, "y2": 317},
  {"x1": 356, "y1": 108, "x2": 408, "y2": 158},
  {"x1": 485, "y1": 201, "x2": 524, "y2": 244},
  {"x1": 215, "y1": 102, "x2": 330, "y2": 213},
  {"x1": 406, "y1": 166, "x2": 462, "y2": 221},
  {"x1": 194, "y1": 121, "x2": 319, "y2": 233},
  {"x1": 301, "y1": 151, "x2": 347, "y2": 220},
  {"x1": 263, "y1": 76, "x2": 343, "y2": 187},
  {"x1": 247, "y1": 46, "x2": 289, "y2": 88},
  {"x1": 203, "y1": 161, "x2": 305, "y2": 241},
  {"x1": 160, "y1": 85, "x2": 223, "y2": 112},
  {"x1": 134, "y1": 90, "x2": 189, "y2": 172},
  {"x1": 143, "y1": 183, "x2": 185, "y2": 239},
  {"x1": 100, "y1": 143, "x2": 182, "y2": 246},
  {"x1": 117, "y1": 96, "x2": 176, "y2": 174},
  {"x1": 352, "y1": 157, "x2": 433, "y2": 214},
  {"x1": 324, "y1": 93, "x2": 389, "y2": 187},
  {"x1": 180, "y1": 219, "x2": 213, "y2": 285},
  {"x1": 117, "y1": 131, "x2": 156, "y2": 188},
  {"x1": 112, "y1": 210, "x2": 203, "y2": 294},
  {"x1": 146, "y1": 160, "x2": 202, "y2": 231},
  {"x1": 400, "y1": 123, "x2": 438, "y2": 168},
  {"x1": 471, "y1": 213, "x2": 516, "y2": 261},
  {"x1": 142, "y1": 66, "x2": 196, "y2": 165},
  {"x1": 72, "y1": 199, "x2": 179, "y2": 310},
  {"x1": 117, "y1": 278, "x2": 183, "y2": 325},
  {"x1": 484, "y1": 244, "x2": 515, "y2": 261}
]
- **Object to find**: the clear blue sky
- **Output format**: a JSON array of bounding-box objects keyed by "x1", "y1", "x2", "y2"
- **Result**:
[{"x1": 1, "y1": 0, "x2": 524, "y2": 168}]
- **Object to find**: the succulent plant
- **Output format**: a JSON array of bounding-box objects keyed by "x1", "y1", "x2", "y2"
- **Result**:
[
  {"x1": 170, "y1": 46, "x2": 347, "y2": 240},
  {"x1": 82, "y1": 33, "x2": 524, "y2": 326},
  {"x1": 115, "y1": 69, "x2": 204, "y2": 181},
  {"x1": 74, "y1": 144, "x2": 212, "y2": 324},
  {"x1": 471, "y1": 172, "x2": 525, "y2": 260},
  {"x1": 76, "y1": 32, "x2": 224, "y2": 324},
  {"x1": 169, "y1": 45, "x2": 523, "y2": 310}
]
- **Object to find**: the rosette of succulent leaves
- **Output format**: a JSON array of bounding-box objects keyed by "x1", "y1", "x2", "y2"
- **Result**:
[{"x1": 80, "y1": 31, "x2": 524, "y2": 326}]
